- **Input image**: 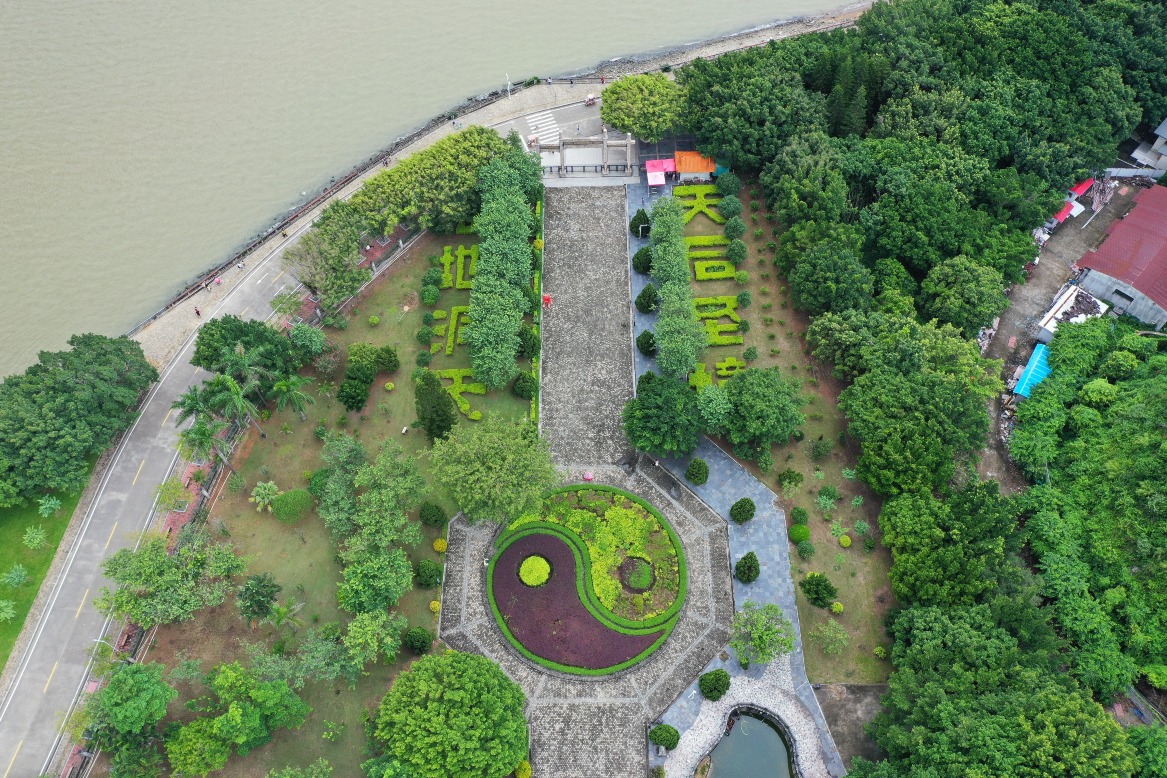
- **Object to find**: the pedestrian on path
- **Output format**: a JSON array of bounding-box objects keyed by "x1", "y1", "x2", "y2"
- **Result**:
[{"x1": 194, "y1": 307, "x2": 201, "y2": 317}]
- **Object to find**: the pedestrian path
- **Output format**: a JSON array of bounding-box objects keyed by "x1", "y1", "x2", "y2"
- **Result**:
[{"x1": 625, "y1": 181, "x2": 845, "y2": 776}]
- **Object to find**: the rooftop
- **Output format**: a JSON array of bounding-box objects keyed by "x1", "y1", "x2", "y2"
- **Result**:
[{"x1": 1080, "y1": 185, "x2": 1167, "y2": 311}]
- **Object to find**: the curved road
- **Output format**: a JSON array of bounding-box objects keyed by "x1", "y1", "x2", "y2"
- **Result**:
[{"x1": 0, "y1": 97, "x2": 601, "y2": 777}]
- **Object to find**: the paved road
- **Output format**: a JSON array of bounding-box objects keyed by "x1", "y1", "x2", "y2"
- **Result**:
[{"x1": 0, "y1": 225, "x2": 310, "y2": 777}]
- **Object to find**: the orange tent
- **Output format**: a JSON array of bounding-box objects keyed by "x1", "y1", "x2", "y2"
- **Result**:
[{"x1": 674, "y1": 151, "x2": 716, "y2": 175}]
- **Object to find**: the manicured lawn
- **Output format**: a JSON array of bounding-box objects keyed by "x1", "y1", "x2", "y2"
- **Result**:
[
  {"x1": 681, "y1": 185, "x2": 894, "y2": 684},
  {"x1": 0, "y1": 474, "x2": 89, "y2": 672},
  {"x1": 129, "y1": 234, "x2": 532, "y2": 776}
]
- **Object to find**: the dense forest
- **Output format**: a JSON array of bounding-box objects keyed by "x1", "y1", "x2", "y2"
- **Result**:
[{"x1": 668, "y1": 0, "x2": 1167, "y2": 773}]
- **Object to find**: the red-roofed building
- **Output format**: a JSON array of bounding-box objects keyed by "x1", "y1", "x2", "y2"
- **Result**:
[{"x1": 1078, "y1": 185, "x2": 1167, "y2": 329}]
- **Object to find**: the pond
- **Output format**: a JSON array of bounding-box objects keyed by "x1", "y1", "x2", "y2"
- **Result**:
[{"x1": 707, "y1": 711, "x2": 794, "y2": 778}]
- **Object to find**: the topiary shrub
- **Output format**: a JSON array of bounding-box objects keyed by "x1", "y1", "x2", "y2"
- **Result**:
[
  {"x1": 419, "y1": 502, "x2": 448, "y2": 528},
  {"x1": 685, "y1": 458, "x2": 709, "y2": 485},
  {"x1": 649, "y1": 724, "x2": 680, "y2": 750},
  {"x1": 337, "y1": 379, "x2": 370, "y2": 412},
  {"x1": 271, "y1": 489, "x2": 314, "y2": 524},
  {"x1": 737, "y1": 290, "x2": 752, "y2": 308},
  {"x1": 743, "y1": 346, "x2": 758, "y2": 361},
  {"x1": 796, "y1": 540, "x2": 816, "y2": 559},
  {"x1": 515, "y1": 761, "x2": 532, "y2": 778},
  {"x1": 735, "y1": 552, "x2": 760, "y2": 583},
  {"x1": 630, "y1": 208, "x2": 651, "y2": 237},
  {"x1": 636, "y1": 283, "x2": 660, "y2": 313},
  {"x1": 717, "y1": 195, "x2": 742, "y2": 219},
  {"x1": 512, "y1": 372, "x2": 538, "y2": 400},
  {"x1": 416, "y1": 351, "x2": 433, "y2": 367},
  {"x1": 633, "y1": 245, "x2": 654, "y2": 275},
  {"x1": 518, "y1": 326, "x2": 541, "y2": 359},
  {"x1": 636, "y1": 330, "x2": 657, "y2": 356},
  {"x1": 788, "y1": 524, "x2": 811, "y2": 543},
  {"x1": 791, "y1": 507, "x2": 809, "y2": 525},
  {"x1": 839, "y1": 535, "x2": 852, "y2": 548},
  {"x1": 433, "y1": 538, "x2": 447, "y2": 553},
  {"x1": 422, "y1": 267, "x2": 443, "y2": 287},
  {"x1": 726, "y1": 239, "x2": 747, "y2": 266},
  {"x1": 716, "y1": 171, "x2": 741, "y2": 198},
  {"x1": 404, "y1": 626, "x2": 433, "y2": 655},
  {"x1": 800, "y1": 572, "x2": 838, "y2": 608},
  {"x1": 420, "y1": 285, "x2": 441, "y2": 306},
  {"x1": 415, "y1": 559, "x2": 443, "y2": 589},
  {"x1": 699, "y1": 669, "x2": 731, "y2": 701},
  {"x1": 724, "y1": 215, "x2": 746, "y2": 240},
  {"x1": 417, "y1": 326, "x2": 435, "y2": 346},
  {"x1": 864, "y1": 536, "x2": 876, "y2": 552},
  {"x1": 519, "y1": 555, "x2": 551, "y2": 587},
  {"x1": 830, "y1": 601, "x2": 844, "y2": 614},
  {"x1": 730, "y1": 497, "x2": 755, "y2": 524}
]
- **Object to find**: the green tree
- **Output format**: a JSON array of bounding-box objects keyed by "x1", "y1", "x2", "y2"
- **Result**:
[
  {"x1": 729, "y1": 600, "x2": 795, "y2": 668},
  {"x1": 722, "y1": 367, "x2": 806, "y2": 460},
  {"x1": 337, "y1": 549, "x2": 414, "y2": 614},
  {"x1": 465, "y1": 275, "x2": 525, "y2": 390},
  {"x1": 808, "y1": 620, "x2": 850, "y2": 656},
  {"x1": 343, "y1": 610, "x2": 407, "y2": 668},
  {"x1": 190, "y1": 316, "x2": 300, "y2": 394},
  {"x1": 919, "y1": 256, "x2": 1007, "y2": 337},
  {"x1": 622, "y1": 372, "x2": 702, "y2": 457},
  {"x1": 95, "y1": 527, "x2": 247, "y2": 628},
  {"x1": 788, "y1": 239, "x2": 873, "y2": 315},
  {"x1": 369, "y1": 651, "x2": 528, "y2": 778},
  {"x1": 237, "y1": 573, "x2": 282, "y2": 627},
  {"x1": 166, "y1": 717, "x2": 232, "y2": 777},
  {"x1": 599, "y1": 73, "x2": 683, "y2": 142},
  {"x1": 178, "y1": 415, "x2": 230, "y2": 466},
  {"x1": 271, "y1": 374, "x2": 316, "y2": 420},
  {"x1": 430, "y1": 414, "x2": 558, "y2": 523},
  {"x1": 760, "y1": 131, "x2": 849, "y2": 226},
  {"x1": 414, "y1": 369, "x2": 458, "y2": 442},
  {"x1": 1130, "y1": 726, "x2": 1167, "y2": 778},
  {"x1": 81, "y1": 662, "x2": 176, "y2": 746}
]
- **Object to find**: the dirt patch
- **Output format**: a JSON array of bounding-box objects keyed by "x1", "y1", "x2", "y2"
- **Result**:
[{"x1": 815, "y1": 684, "x2": 886, "y2": 770}]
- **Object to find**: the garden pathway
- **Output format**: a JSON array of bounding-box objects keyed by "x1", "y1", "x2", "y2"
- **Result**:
[{"x1": 627, "y1": 182, "x2": 845, "y2": 776}]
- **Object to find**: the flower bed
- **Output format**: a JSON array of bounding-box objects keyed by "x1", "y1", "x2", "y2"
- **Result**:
[{"x1": 488, "y1": 486, "x2": 687, "y2": 674}]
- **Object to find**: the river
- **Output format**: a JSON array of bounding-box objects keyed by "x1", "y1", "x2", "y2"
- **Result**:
[{"x1": 0, "y1": 0, "x2": 849, "y2": 377}]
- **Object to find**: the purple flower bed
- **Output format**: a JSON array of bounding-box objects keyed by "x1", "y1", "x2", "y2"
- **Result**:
[{"x1": 492, "y1": 532, "x2": 662, "y2": 670}]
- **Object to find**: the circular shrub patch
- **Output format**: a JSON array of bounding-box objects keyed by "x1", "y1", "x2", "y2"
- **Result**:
[
  {"x1": 488, "y1": 485, "x2": 687, "y2": 675},
  {"x1": 519, "y1": 555, "x2": 551, "y2": 587},
  {"x1": 620, "y1": 557, "x2": 655, "y2": 593},
  {"x1": 788, "y1": 524, "x2": 811, "y2": 543}
]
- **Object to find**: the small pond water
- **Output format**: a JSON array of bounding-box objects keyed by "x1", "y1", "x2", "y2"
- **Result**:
[{"x1": 707, "y1": 712, "x2": 794, "y2": 778}]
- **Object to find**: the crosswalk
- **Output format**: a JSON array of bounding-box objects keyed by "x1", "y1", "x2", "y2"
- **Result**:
[{"x1": 526, "y1": 109, "x2": 560, "y2": 146}]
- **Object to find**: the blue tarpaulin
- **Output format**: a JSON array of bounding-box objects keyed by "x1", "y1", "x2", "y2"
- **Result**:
[{"x1": 1015, "y1": 344, "x2": 1052, "y2": 398}]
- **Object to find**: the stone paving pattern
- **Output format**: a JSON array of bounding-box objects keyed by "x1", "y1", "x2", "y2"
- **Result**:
[
  {"x1": 627, "y1": 184, "x2": 846, "y2": 776},
  {"x1": 539, "y1": 186, "x2": 636, "y2": 467},
  {"x1": 440, "y1": 465, "x2": 732, "y2": 778}
]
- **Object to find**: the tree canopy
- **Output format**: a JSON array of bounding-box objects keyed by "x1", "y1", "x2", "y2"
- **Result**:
[
  {"x1": 599, "y1": 73, "x2": 683, "y2": 143},
  {"x1": 622, "y1": 371, "x2": 702, "y2": 457},
  {"x1": 368, "y1": 651, "x2": 528, "y2": 778}
]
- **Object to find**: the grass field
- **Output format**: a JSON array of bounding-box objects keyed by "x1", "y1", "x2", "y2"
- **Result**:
[
  {"x1": 679, "y1": 184, "x2": 894, "y2": 684},
  {"x1": 119, "y1": 233, "x2": 532, "y2": 776},
  {"x1": 0, "y1": 472, "x2": 90, "y2": 672}
]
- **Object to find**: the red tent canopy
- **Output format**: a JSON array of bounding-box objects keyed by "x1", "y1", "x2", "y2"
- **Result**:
[
  {"x1": 1054, "y1": 202, "x2": 1074, "y2": 223},
  {"x1": 1069, "y1": 178, "x2": 1094, "y2": 198}
]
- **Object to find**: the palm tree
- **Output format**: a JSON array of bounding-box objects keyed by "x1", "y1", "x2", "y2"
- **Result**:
[
  {"x1": 263, "y1": 600, "x2": 304, "y2": 635},
  {"x1": 172, "y1": 384, "x2": 215, "y2": 426},
  {"x1": 219, "y1": 344, "x2": 274, "y2": 400},
  {"x1": 206, "y1": 375, "x2": 264, "y2": 436},
  {"x1": 178, "y1": 415, "x2": 231, "y2": 468},
  {"x1": 271, "y1": 374, "x2": 316, "y2": 420}
]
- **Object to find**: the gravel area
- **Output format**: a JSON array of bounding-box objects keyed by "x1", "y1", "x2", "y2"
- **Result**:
[
  {"x1": 540, "y1": 187, "x2": 636, "y2": 467},
  {"x1": 662, "y1": 655, "x2": 828, "y2": 777}
]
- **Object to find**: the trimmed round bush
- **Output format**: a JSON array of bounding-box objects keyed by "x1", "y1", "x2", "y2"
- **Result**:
[
  {"x1": 743, "y1": 346, "x2": 758, "y2": 362},
  {"x1": 788, "y1": 524, "x2": 811, "y2": 543},
  {"x1": 516, "y1": 761, "x2": 532, "y2": 778},
  {"x1": 420, "y1": 285, "x2": 441, "y2": 306},
  {"x1": 636, "y1": 283, "x2": 660, "y2": 313},
  {"x1": 433, "y1": 538, "x2": 447, "y2": 553},
  {"x1": 519, "y1": 555, "x2": 551, "y2": 587},
  {"x1": 791, "y1": 507, "x2": 809, "y2": 525},
  {"x1": 337, "y1": 379, "x2": 370, "y2": 412},
  {"x1": 685, "y1": 458, "x2": 709, "y2": 485},
  {"x1": 416, "y1": 351, "x2": 433, "y2": 367},
  {"x1": 368, "y1": 315, "x2": 381, "y2": 327},
  {"x1": 830, "y1": 601, "x2": 844, "y2": 614},
  {"x1": 839, "y1": 535, "x2": 852, "y2": 548},
  {"x1": 415, "y1": 559, "x2": 443, "y2": 589},
  {"x1": 422, "y1": 267, "x2": 443, "y2": 287},
  {"x1": 518, "y1": 326, "x2": 541, "y2": 359},
  {"x1": 717, "y1": 194, "x2": 742, "y2": 220},
  {"x1": 800, "y1": 572, "x2": 838, "y2": 608},
  {"x1": 730, "y1": 497, "x2": 756, "y2": 524},
  {"x1": 512, "y1": 372, "x2": 538, "y2": 400},
  {"x1": 630, "y1": 208, "x2": 651, "y2": 237},
  {"x1": 636, "y1": 330, "x2": 657, "y2": 356},
  {"x1": 726, "y1": 239, "x2": 747, "y2": 266},
  {"x1": 416, "y1": 326, "x2": 436, "y2": 346},
  {"x1": 404, "y1": 626, "x2": 433, "y2": 655},
  {"x1": 716, "y1": 171, "x2": 741, "y2": 198},
  {"x1": 419, "y1": 502, "x2": 448, "y2": 528},
  {"x1": 699, "y1": 669, "x2": 731, "y2": 701},
  {"x1": 724, "y1": 215, "x2": 746, "y2": 240},
  {"x1": 796, "y1": 540, "x2": 816, "y2": 559},
  {"x1": 649, "y1": 724, "x2": 680, "y2": 750},
  {"x1": 633, "y1": 245, "x2": 654, "y2": 275},
  {"x1": 735, "y1": 552, "x2": 760, "y2": 584},
  {"x1": 737, "y1": 290, "x2": 752, "y2": 308},
  {"x1": 307, "y1": 468, "x2": 331, "y2": 499},
  {"x1": 271, "y1": 488, "x2": 314, "y2": 524}
]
